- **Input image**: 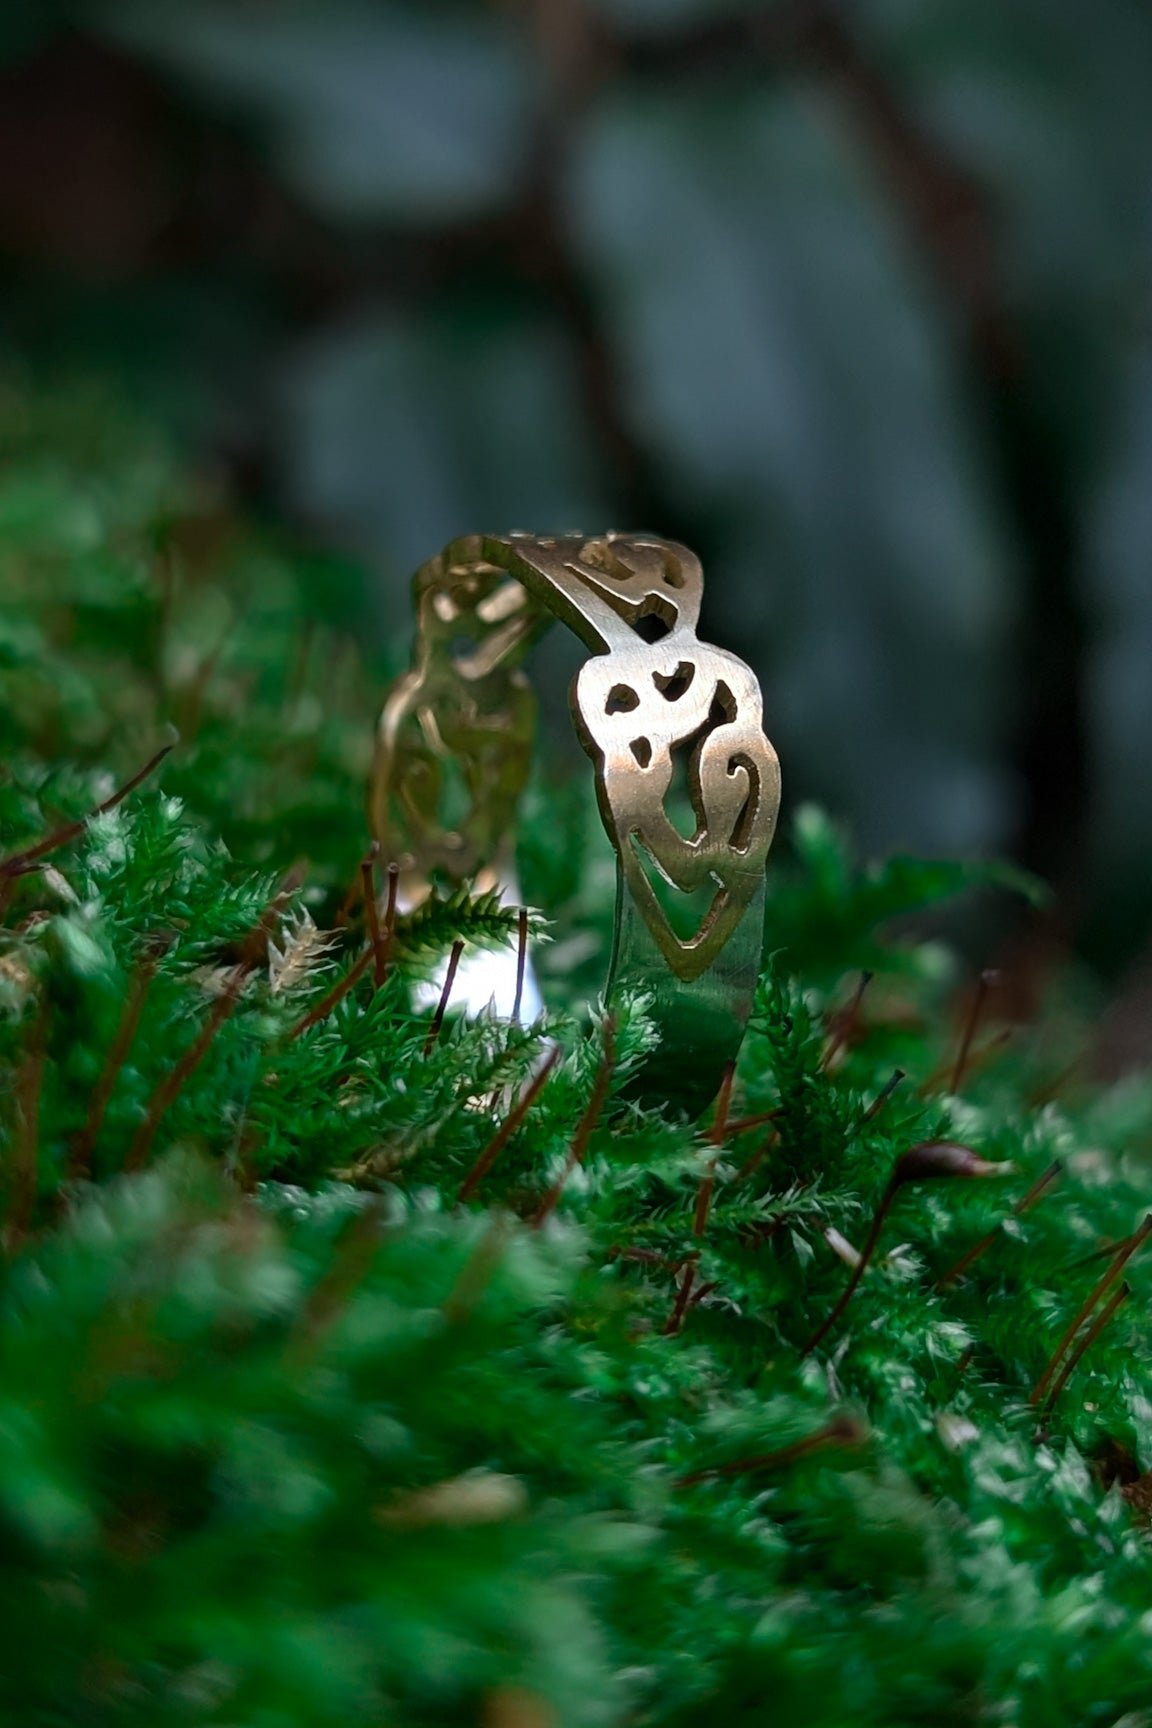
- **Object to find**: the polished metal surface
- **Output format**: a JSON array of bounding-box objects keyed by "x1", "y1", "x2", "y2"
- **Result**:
[{"x1": 372, "y1": 533, "x2": 781, "y2": 1114}]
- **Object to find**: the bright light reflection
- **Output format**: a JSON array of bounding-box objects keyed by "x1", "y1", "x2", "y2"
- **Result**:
[{"x1": 408, "y1": 874, "x2": 543, "y2": 1025}]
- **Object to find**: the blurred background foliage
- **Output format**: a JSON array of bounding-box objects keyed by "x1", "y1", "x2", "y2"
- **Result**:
[{"x1": 1, "y1": 0, "x2": 1151, "y2": 975}]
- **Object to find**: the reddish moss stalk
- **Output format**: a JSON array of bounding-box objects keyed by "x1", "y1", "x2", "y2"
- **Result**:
[
  {"x1": 693, "y1": 1062, "x2": 736, "y2": 1240},
  {"x1": 1043, "y1": 1280, "x2": 1131, "y2": 1415},
  {"x1": 512, "y1": 907, "x2": 529, "y2": 1024},
  {"x1": 676, "y1": 1412, "x2": 867, "y2": 1488},
  {"x1": 1064, "y1": 1227, "x2": 1146, "y2": 1272},
  {"x1": 377, "y1": 862, "x2": 400, "y2": 983},
  {"x1": 423, "y1": 939, "x2": 465, "y2": 1056},
  {"x1": 532, "y1": 1015, "x2": 617, "y2": 1227},
  {"x1": 286, "y1": 1201, "x2": 386, "y2": 1362},
  {"x1": 606, "y1": 1246, "x2": 680, "y2": 1269},
  {"x1": 458, "y1": 1047, "x2": 562, "y2": 1203},
  {"x1": 822, "y1": 970, "x2": 873, "y2": 1069},
  {"x1": 803, "y1": 1186, "x2": 895, "y2": 1359},
  {"x1": 803, "y1": 1141, "x2": 1008, "y2": 1358},
  {"x1": 5, "y1": 1014, "x2": 46, "y2": 1248},
  {"x1": 1029, "y1": 1215, "x2": 1152, "y2": 1406},
  {"x1": 935, "y1": 1159, "x2": 1063, "y2": 1289},
  {"x1": 443, "y1": 1214, "x2": 510, "y2": 1323},
  {"x1": 725, "y1": 1105, "x2": 786, "y2": 1140},
  {"x1": 0, "y1": 741, "x2": 174, "y2": 881},
  {"x1": 920, "y1": 1029, "x2": 1013, "y2": 1096},
  {"x1": 69, "y1": 950, "x2": 162, "y2": 1180},
  {"x1": 288, "y1": 945, "x2": 375, "y2": 1041},
  {"x1": 735, "y1": 1125, "x2": 781, "y2": 1182},
  {"x1": 124, "y1": 967, "x2": 248, "y2": 1173},
  {"x1": 360, "y1": 844, "x2": 388, "y2": 987},
  {"x1": 663, "y1": 1259, "x2": 699, "y2": 1336},
  {"x1": 232, "y1": 1123, "x2": 263, "y2": 1194},
  {"x1": 950, "y1": 968, "x2": 999, "y2": 1094},
  {"x1": 122, "y1": 887, "x2": 300, "y2": 1173},
  {"x1": 856, "y1": 1068, "x2": 905, "y2": 1128}
]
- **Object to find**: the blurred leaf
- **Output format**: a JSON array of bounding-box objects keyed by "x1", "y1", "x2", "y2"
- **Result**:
[
  {"x1": 108, "y1": 0, "x2": 534, "y2": 222},
  {"x1": 867, "y1": 0, "x2": 1152, "y2": 330},
  {"x1": 861, "y1": 0, "x2": 1152, "y2": 933},
  {"x1": 766, "y1": 803, "x2": 1046, "y2": 983},
  {"x1": 0, "y1": 1, "x2": 72, "y2": 67},
  {"x1": 586, "y1": 0, "x2": 761, "y2": 32},
  {"x1": 568, "y1": 85, "x2": 1017, "y2": 854},
  {"x1": 1084, "y1": 340, "x2": 1152, "y2": 946},
  {"x1": 278, "y1": 306, "x2": 610, "y2": 577}
]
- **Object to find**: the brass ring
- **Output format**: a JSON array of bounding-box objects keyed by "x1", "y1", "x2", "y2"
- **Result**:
[{"x1": 371, "y1": 533, "x2": 781, "y2": 1115}]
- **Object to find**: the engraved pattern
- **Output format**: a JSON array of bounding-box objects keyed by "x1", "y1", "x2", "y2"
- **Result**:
[
  {"x1": 522, "y1": 535, "x2": 779, "y2": 981},
  {"x1": 372, "y1": 533, "x2": 781, "y2": 983},
  {"x1": 370, "y1": 547, "x2": 545, "y2": 881}
]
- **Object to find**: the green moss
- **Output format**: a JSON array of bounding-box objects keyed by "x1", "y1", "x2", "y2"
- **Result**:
[{"x1": 2, "y1": 374, "x2": 1152, "y2": 1727}]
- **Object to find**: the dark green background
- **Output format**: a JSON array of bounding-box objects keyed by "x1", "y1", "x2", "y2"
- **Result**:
[{"x1": 2, "y1": 0, "x2": 1150, "y2": 965}]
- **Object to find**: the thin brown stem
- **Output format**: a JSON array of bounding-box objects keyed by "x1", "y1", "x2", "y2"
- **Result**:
[
  {"x1": 512, "y1": 907, "x2": 529, "y2": 1024},
  {"x1": 1026, "y1": 1053, "x2": 1086, "y2": 1110},
  {"x1": 1029, "y1": 1215, "x2": 1152, "y2": 1406},
  {"x1": 693, "y1": 1062, "x2": 736, "y2": 1241},
  {"x1": 1062, "y1": 1231, "x2": 1140, "y2": 1274},
  {"x1": 378, "y1": 862, "x2": 400, "y2": 983},
  {"x1": 857, "y1": 1068, "x2": 905, "y2": 1128},
  {"x1": 443, "y1": 1214, "x2": 510, "y2": 1324},
  {"x1": 532, "y1": 1014, "x2": 617, "y2": 1227},
  {"x1": 950, "y1": 969, "x2": 999, "y2": 1095},
  {"x1": 935, "y1": 1159, "x2": 1063, "y2": 1289},
  {"x1": 361, "y1": 844, "x2": 387, "y2": 987},
  {"x1": 676, "y1": 1412, "x2": 866, "y2": 1488},
  {"x1": 802, "y1": 1183, "x2": 897, "y2": 1358},
  {"x1": 5, "y1": 1012, "x2": 46, "y2": 1248},
  {"x1": 334, "y1": 859, "x2": 366, "y2": 930},
  {"x1": 232, "y1": 1123, "x2": 263, "y2": 1194},
  {"x1": 708, "y1": 1062, "x2": 736, "y2": 1145},
  {"x1": 124, "y1": 966, "x2": 248, "y2": 1173},
  {"x1": 808, "y1": 1142, "x2": 1006, "y2": 1333},
  {"x1": 458, "y1": 1047, "x2": 562, "y2": 1203},
  {"x1": 605, "y1": 1245, "x2": 681, "y2": 1270},
  {"x1": 920, "y1": 1029, "x2": 1013, "y2": 1097},
  {"x1": 663, "y1": 1258, "x2": 698, "y2": 1336},
  {"x1": 69, "y1": 950, "x2": 162, "y2": 1180},
  {"x1": 285, "y1": 1201, "x2": 386, "y2": 1363},
  {"x1": 0, "y1": 742, "x2": 174, "y2": 879},
  {"x1": 288, "y1": 945, "x2": 375, "y2": 1041},
  {"x1": 735, "y1": 1126, "x2": 781, "y2": 1182},
  {"x1": 822, "y1": 970, "x2": 873, "y2": 1069},
  {"x1": 692, "y1": 1172, "x2": 717, "y2": 1241},
  {"x1": 423, "y1": 940, "x2": 465, "y2": 1056},
  {"x1": 176, "y1": 633, "x2": 230, "y2": 742},
  {"x1": 1043, "y1": 1281, "x2": 1131, "y2": 1416},
  {"x1": 725, "y1": 1106, "x2": 786, "y2": 1140},
  {"x1": 121, "y1": 884, "x2": 298, "y2": 1173}
]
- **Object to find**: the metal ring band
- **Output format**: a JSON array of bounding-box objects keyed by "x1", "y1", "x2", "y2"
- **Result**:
[{"x1": 371, "y1": 533, "x2": 781, "y2": 1116}]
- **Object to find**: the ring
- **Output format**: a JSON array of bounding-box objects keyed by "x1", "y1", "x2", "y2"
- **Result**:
[{"x1": 371, "y1": 533, "x2": 781, "y2": 1115}]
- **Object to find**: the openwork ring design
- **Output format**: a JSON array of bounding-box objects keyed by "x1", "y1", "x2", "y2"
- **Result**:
[{"x1": 371, "y1": 533, "x2": 781, "y2": 1114}]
